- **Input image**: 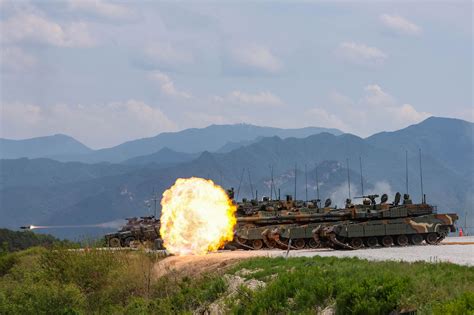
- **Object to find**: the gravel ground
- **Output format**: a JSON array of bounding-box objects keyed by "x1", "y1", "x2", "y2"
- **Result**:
[
  {"x1": 266, "y1": 236, "x2": 474, "y2": 266},
  {"x1": 153, "y1": 237, "x2": 474, "y2": 277}
]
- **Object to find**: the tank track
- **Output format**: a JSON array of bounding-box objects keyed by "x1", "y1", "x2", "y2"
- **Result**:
[{"x1": 229, "y1": 227, "x2": 452, "y2": 251}]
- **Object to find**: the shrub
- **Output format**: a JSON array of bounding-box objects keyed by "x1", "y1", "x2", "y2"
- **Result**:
[
  {"x1": 431, "y1": 292, "x2": 474, "y2": 315},
  {"x1": 0, "y1": 253, "x2": 17, "y2": 276},
  {"x1": 0, "y1": 282, "x2": 85, "y2": 315}
]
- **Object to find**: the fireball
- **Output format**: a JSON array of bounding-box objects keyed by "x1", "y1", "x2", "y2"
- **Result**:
[{"x1": 159, "y1": 177, "x2": 236, "y2": 255}]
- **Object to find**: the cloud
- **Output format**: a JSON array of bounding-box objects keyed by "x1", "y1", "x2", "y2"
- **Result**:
[
  {"x1": 148, "y1": 71, "x2": 192, "y2": 99},
  {"x1": 380, "y1": 14, "x2": 422, "y2": 36},
  {"x1": 394, "y1": 103, "x2": 431, "y2": 122},
  {"x1": 223, "y1": 43, "x2": 282, "y2": 75},
  {"x1": 1, "y1": 12, "x2": 95, "y2": 47},
  {"x1": 360, "y1": 84, "x2": 430, "y2": 127},
  {"x1": 214, "y1": 90, "x2": 284, "y2": 107},
  {"x1": 319, "y1": 85, "x2": 431, "y2": 136},
  {"x1": 337, "y1": 42, "x2": 387, "y2": 66},
  {"x1": 362, "y1": 84, "x2": 430, "y2": 123},
  {"x1": 0, "y1": 46, "x2": 37, "y2": 71},
  {"x1": 306, "y1": 107, "x2": 348, "y2": 131},
  {"x1": 68, "y1": 0, "x2": 137, "y2": 21},
  {"x1": 363, "y1": 84, "x2": 395, "y2": 107},
  {"x1": 1, "y1": 100, "x2": 177, "y2": 148},
  {"x1": 143, "y1": 42, "x2": 194, "y2": 69}
]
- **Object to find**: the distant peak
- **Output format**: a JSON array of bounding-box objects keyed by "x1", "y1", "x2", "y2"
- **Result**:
[
  {"x1": 421, "y1": 116, "x2": 471, "y2": 124},
  {"x1": 52, "y1": 133, "x2": 74, "y2": 139}
]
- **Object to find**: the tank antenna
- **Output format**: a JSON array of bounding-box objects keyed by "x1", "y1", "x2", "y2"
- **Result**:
[
  {"x1": 315, "y1": 163, "x2": 320, "y2": 202},
  {"x1": 346, "y1": 158, "x2": 351, "y2": 199},
  {"x1": 294, "y1": 163, "x2": 297, "y2": 200},
  {"x1": 247, "y1": 168, "x2": 255, "y2": 200},
  {"x1": 359, "y1": 156, "x2": 364, "y2": 196},
  {"x1": 419, "y1": 148, "x2": 424, "y2": 203},
  {"x1": 270, "y1": 165, "x2": 275, "y2": 200},
  {"x1": 152, "y1": 187, "x2": 158, "y2": 217},
  {"x1": 236, "y1": 168, "x2": 245, "y2": 201},
  {"x1": 405, "y1": 150, "x2": 409, "y2": 195}
]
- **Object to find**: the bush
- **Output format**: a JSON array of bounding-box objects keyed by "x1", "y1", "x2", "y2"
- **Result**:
[
  {"x1": 0, "y1": 253, "x2": 17, "y2": 276},
  {"x1": 0, "y1": 282, "x2": 85, "y2": 315},
  {"x1": 432, "y1": 292, "x2": 474, "y2": 315},
  {"x1": 0, "y1": 248, "x2": 473, "y2": 314},
  {"x1": 229, "y1": 256, "x2": 474, "y2": 314}
]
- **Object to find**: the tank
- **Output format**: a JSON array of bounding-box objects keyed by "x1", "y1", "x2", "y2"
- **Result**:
[
  {"x1": 104, "y1": 216, "x2": 164, "y2": 249},
  {"x1": 229, "y1": 194, "x2": 343, "y2": 250},
  {"x1": 312, "y1": 194, "x2": 458, "y2": 249},
  {"x1": 229, "y1": 193, "x2": 458, "y2": 250}
]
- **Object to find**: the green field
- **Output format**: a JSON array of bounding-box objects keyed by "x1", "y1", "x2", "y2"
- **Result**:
[{"x1": 0, "y1": 247, "x2": 473, "y2": 314}]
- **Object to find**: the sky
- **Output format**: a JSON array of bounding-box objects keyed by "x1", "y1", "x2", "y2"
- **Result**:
[{"x1": 0, "y1": 0, "x2": 472, "y2": 149}]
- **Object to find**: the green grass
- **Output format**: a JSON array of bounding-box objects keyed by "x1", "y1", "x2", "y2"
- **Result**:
[
  {"x1": 0, "y1": 248, "x2": 473, "y2": 314},
  {"x1": 226, "y1": 257, "x2": 474, "y2": 314}
]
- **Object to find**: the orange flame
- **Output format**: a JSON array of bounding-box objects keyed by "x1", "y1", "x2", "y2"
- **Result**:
[{"x1": 159, "y1": 177, "x2": 236, "y2": 255}]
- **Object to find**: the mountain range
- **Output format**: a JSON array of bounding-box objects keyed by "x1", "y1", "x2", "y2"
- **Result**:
[
  {"x1": 0, "y1": 124, "x2": 342, "y2": 163},
  {"x1": 0, "y1": 117, "x2": 472, "y2": 239}
]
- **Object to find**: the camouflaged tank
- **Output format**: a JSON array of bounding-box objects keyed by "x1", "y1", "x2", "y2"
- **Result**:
[
  {"x1": 230, "y1": 194, "x2": 345, "y2": 250},
  {"x1": 105, "y1": 216, "x2": 164, "y2": 249},
  {"x1": 312, "y1": 193, "x2": 458, "y2": 249},
  {"x1": 230, "y1": 192, "x2": 458, "y2": 250}
]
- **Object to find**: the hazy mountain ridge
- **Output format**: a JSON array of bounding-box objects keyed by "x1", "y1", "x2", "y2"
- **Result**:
[
  {"x1": 367, "y1": 116, "x2": 474, "y2": 179},
  {"x1": 0, "y1": 134, "x2": 92, "y2": 159},
  {"x1": 0, "y1": 124, "x2": 343, "y2": 163},
  {"x1": 122, "y1": 147, "x2": 200, "y2": 167},
  {"x1": 0, "y1": 117, "x2": 472, "y2": 238}
]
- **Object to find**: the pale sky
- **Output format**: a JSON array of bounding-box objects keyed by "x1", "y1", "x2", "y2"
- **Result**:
[{"x1": 0, "y1": 0, "x2": 472, "y2": 149}]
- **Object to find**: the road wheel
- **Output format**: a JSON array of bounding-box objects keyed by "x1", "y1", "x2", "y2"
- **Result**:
[
  {"x1": 108, "y1": 237, "x2": 121, "y2": 248},
  {"x1": 425, "y1": 232, "x2": 438, "y2": 245},
  {"x1": 266, "y1": 239, "x2": 277, "y2": 249},
  {"x1": 252, "y1": 239, "x2": 263, "y2": 250},
  {"x1": 381, "y1": 235, "x2": 393, "y2": 247},
  {"x1": 410, "y1": 234, "x2": 423, "y2": 245},
  {"x1": 236, "y1": 236, "x2": 247, "y2": 245},
  {"x1": 365, "y1": 237, "x2": 378, "y2": 248},
  {"x1": 396, "y1": 235, "x2": 409, "y2": 246},
  {"x1": 294, "y1": 239, "x2": 306, "y2": 250},
  {"x1": 350, "y1": 237, "x2": 364, "y2": 249},
  {"x1": 124, "y1": 237, "x2": 135, "y2": 247},
  {"x1": 308, "y1": 238, "x2": 320, "y2": 249}
]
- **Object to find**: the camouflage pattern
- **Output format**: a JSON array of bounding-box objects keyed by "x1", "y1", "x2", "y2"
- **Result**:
[
  {"x1": 104, "y1": 216, "x2": 164, "y2": 249},
  {"x1": 230, "y1": 193, "x2": 459, "y2": 250},
  {"x1": 314, "y1": 212, "x2": 457, "y2": 249}
]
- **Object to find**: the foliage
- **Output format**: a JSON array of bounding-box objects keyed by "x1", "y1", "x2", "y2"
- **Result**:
[
  {"x1": 0, "y1": 252, "x2": 17, "y2": 276},
  {"x1": 431, "y1": 292, "x2": 474, "y2": 315},
  {"x1": 227, "y1": 256, "x2": 474, "y2": 315},
  {"x1": 0, "y1": 249, "x2": 473, "y2": 314}
]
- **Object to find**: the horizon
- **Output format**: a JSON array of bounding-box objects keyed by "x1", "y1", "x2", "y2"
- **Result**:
[{"x1": 0, "y1": 115, "x2": 471, "y2": 150}]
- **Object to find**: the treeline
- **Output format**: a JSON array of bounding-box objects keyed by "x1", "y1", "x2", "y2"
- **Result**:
[{"x1": 0, "y1": 228, "x2": 74, "y2": 253}]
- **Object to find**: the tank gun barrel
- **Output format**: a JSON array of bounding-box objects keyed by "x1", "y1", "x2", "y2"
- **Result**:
[
  {"x1": 354, "y1": 194, "x2": 379, "y2": 199},
  {"x1": 236, "y1": 211, "x2": 350, "y2": 224}
]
